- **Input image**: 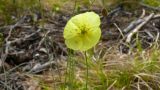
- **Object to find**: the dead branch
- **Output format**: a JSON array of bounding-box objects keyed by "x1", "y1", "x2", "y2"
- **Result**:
[
  {"x1": 29, "y1": 60, "x2": 56, "y2": 73},
  {"x1": 126, "y1": 13, "x2": 154, "y2": 43}
]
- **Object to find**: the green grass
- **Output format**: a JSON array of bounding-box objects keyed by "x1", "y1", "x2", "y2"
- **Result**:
[
  {"x1": 55, "y1": 46, "x2": 160, "y2": 90},
  {"x1": 143, "y1": 0, "x2": 160, "y2": 7},
  {"x1": 0, "y1": 0, "x2": 41, "y2": 24}
]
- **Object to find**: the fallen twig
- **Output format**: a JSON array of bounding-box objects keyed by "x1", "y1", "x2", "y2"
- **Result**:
[
  {"x1": 29, "y1": 60, "x2": 56, "y2": 73},
  {"x1": 37, "y1": 30, "x2": 51, "y2": 49},
  {"x1": 114, "y1": 23, "x2": 124, "y2": 38},
  {"x1": 126, "y1": 13, "x2": 154, "y2": 43}
]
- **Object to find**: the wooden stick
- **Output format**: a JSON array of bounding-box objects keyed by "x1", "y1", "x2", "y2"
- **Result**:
[{"x1": 126, "y1": 13, "x2": 154, "y2": 43}]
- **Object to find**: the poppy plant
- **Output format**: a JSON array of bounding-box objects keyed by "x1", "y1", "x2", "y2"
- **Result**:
[{"x1": 63, "y1": 12, "x2": 101, "y2": 51}]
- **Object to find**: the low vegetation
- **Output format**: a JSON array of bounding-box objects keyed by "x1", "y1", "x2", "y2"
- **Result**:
[{"x1": 0, "y1": 0, "x2": 160, "y2": 90}]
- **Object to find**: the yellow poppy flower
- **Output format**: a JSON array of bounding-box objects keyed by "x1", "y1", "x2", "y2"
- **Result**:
[{"x1": 63, "y1": 12, "x2": 101, "y2": 51}]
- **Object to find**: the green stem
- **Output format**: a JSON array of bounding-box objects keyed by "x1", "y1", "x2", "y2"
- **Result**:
[
  {"x1": 73, "y1": 0, "x2": 78, "y2": 14},
  {"x1": 84, "y1": 51, "x2": 88, "y2": 90},
  {"x1": 65, "y1": 49, "x2": 75, "y2": 90},
  {"x1": 69, "y1": 54, "x2": 74, "y2": 90}
]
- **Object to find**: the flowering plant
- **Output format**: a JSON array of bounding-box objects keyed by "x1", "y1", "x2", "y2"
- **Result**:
[{"x1": 63, "y1": 12, "x2": 101, "y2": 51}]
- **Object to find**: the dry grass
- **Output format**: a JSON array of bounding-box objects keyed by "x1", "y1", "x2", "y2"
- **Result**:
[{"x1": 24, "y1": 45, "x2": 160, "y2": 90}]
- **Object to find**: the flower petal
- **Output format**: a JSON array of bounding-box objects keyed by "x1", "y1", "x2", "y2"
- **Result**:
[
  {"x1": 69, "y1": 13, "x2": 85, "y2": 28},
  {"x1": 80, "y1": 27, "x2": 101, "y2": 51},
  {"x1": 65, "y1": 36, "x2": 83, "y2": 51},
  {"x1": 63, "y1": 12, "x2": 101, "y2": 51},
  {"x1": 63, "y1": 20, "x2": 80, "y2": 39},
  {"x1": 70, "y1": 12, "x2": 100, "y2": 29},
  {"x1": 83, "y1": 12, "x2": 101, "y2": 28}
]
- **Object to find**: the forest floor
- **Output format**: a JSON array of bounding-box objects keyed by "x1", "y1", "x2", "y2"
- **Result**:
[{"x1": 0, "y1": 1, "x2": 160, "y2": 90}]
